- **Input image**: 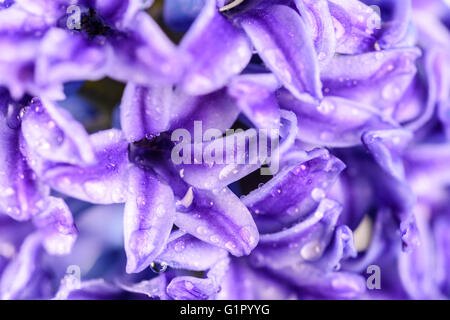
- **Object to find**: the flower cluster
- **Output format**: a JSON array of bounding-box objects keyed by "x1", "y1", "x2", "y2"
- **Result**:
[{"x1": 0, "y1": 0, "x2": 449, "y2": 300}]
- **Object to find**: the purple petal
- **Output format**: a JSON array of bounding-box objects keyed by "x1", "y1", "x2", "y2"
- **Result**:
[
  {"x1": 175, "y1": 187, "x2": 259, "y2": 256},
  {"x1": 0, "y1": 216, "x2": 34, "y2": 262},
  {"x1": 439, "y1": 101, "x2": 450, "y2": 140},
  {"x1": 434, "y1": 215, "x2": 450, "y2": 295},
  {"x1": 313, "y1": 225, "x2": 357, "y2": 271},
  {"x1": 173, "y1": 129, "x2": 269, "y2": 190},
  {"x1": 54, "y1": 278, "x2": 122, "y2": 300},
  {"x1": 179, "y1": 0, "x2": 252, "y2": 95},
  {"x1": 227, "y1": 73, "x2": 281, "y2": 130},
  {"x1": 88, "y1": 0, "x2": 153, "y2": 27},
  {"x1": 278, "y1": 90, "x2": 397, "y2": 147},
  {"x1": 165, "y1": 257, "x2": 228, "y2": 300},
  {"x1": 120, "y1": 83, "x2": 172, "y2": 142},
  {"x1": 13, "y1": 0, "x2": 70, "y2": 21},
  {"x1": 412, "y1": 0, "x2": 450, "y2": 47},
  {"x1": 321, "y1": 48, "x2": 421, "y2": 113},
  {"x1": 117, "y1": 275, "x2": 169, "y2": 300},
  {"x1": 248, "y1": 199, "x2": 342, "y2": 268},
  {"x1": 167, "y1": 276, "x2": 218, "y2": 300},
  {"x1": 0, "y1": 232, "x2": 42, "y2": 300},
  {"x1": 109, "y1": 12, "x2": 183, "y2": 86},
  {"x1": 124, "y1": 165, "x2": 176, "y2": 273},
  {"x1": 32, "y1": 129, "x2": 129, "y2": 204},
  {"x1": 168, "y1": 87, "x2": 240, "y2": 135},
  {"x1": 35, "y1": 28, "x2": 108, "y2": 87},
  {"x1": 393, "y1": 76, "x2": 426, "y2": 124},
  {"x1": 253, "y1": 218, "x2": 361, "y2": 299},
  {"x1": 0, "y1": 7, "x2": 50, "y2": 99},
  {"x1": 363, "y1": 159, "x2": 419, "y2": 250},
  {"x1": 398, "y1": 204, "x2": 445, "y2": 299},
  {"x1": 242, "y1": 149, "x2": 345, "y2": 232},
  {"x1": 267, "y1": 260, "x2": 366, "y2": 299},
  {"x1": 156, "y1": 232, "x2": 228, "y2": 271},
  {"x1": 416, "y1": 48, "x2": 450, "y2": 130},
  {"x1": 378, "y1": 0, "x2": 413, "y2": 49},
  {"x1": 33, "y1": 196, "x2": 78, "y2": 255},
  {"x1": 21, "y1": 97, "x2": 96, "y2": 165},
  {"x1": 342, "y1": 208, "x2": 398, "y2": 273},
  {"x1": 121, "y1": 84, "x2": 239, "y2": 141},
  {"x1": 217, "y1": 259, "x2": 299, "y2": 300},
  {"x1": 0, "y1": 99, "x2": 49, "y2": 221},
  {"x1": 0, "y1": 0, "x2": 13, "y2": 9},
  {"x1": 294, "y1": 0, "x2": 336, "y2": 69},
  {"x1": 239, "y1": 4, "x2": 322, "y2": 103},
  {"x1": 328, "y1": 0, "x2": 380, "y2": 54},
  {"x1": 405, "y1": 144, "x2": 450, "y2": 200},
  {"x1": 362, "y1": 129, "x2": 413, "y2": 181},
  {"x1": 333, "y1": 168, "x2": 373, "y2": 230}
]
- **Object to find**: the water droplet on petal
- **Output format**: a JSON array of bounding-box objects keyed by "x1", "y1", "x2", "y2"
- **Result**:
[
  {"x1": 300, "y1": 240, "x2": 323, "y2": 261},
  {"x1": 174, "y1": 241, "x2": 185, "y2": 252},
  {"x1": 150, "y1": 261, "x2": 168, "y2": 274},
  {"x1": 225, "y1": 241, "x2": 236, "y2": 251},
  {"x1": 311, "y1": 188, "x2": 326, "y2": 201},
  {"x1": 196, "y1": 226, "x2": 209, "y2": 235},
  {"x1": 136, "y1": 195, "x2": 147, "y2": 209},
  {"x1": 317, "y1": 100, "x2": 335, "y2": 115},
  {"x1": 210, "y1": 235, "x2": 220, "y2": 243},
  {"x1": 155, "y1": 204, "x2": 165, "y2": 218},
  {"x1": 83, "y1": 180, "x2": 107, "y2": 201},
  {"x1": 382, "y1": 83, "x2": 402, "y2": 101}
]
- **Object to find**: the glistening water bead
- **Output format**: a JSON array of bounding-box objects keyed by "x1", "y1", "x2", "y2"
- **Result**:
[{"x1": 150, "y1": 262, "x2": 168, "y2": 274}]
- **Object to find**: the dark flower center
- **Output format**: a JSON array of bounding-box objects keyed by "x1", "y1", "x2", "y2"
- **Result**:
[
  {"x1": 129, "y1": 132, "x2": 175, "y2": 168},
  {"x1": 80, "y1": 8, "x2": 112, "y2": 38}
]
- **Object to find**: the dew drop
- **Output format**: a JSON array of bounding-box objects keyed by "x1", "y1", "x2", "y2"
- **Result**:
[
  {"x1": 3, "y1": 187, "x2": 15, "y2": 197},
  {"x1": 382, "y1": 83, "x2": 401, "y2": 101},
  {"x1": 174, "y1": 241, "x2": 185, "y2": 252},
  {"x1": 155, "y1": 204, "x2": 165, "y2": 218},
  {"x1": 317, "y1": 100, "x2": 335, "y2": 114},
  {"x1": 225, "y1": 241, "x2": 236, "y2": 251},
  {"x1": 83, "y1": 180, "x2": 107, "y2": 201},
  {"x1": 300, "y1": 240, "x2": 322, "y2": 261},
  {"x1": 311, "y1": 188, "x2": 326, "y2": 201},
  {"x1": 210, "y1": 235, "x2": 220, "y2": 243},
  {"x1": 196, "y1": 226, "x2": 209, "y2": 235},
  {"x1": 150, "y1": 261, "x2": 168, "y2": 274},
  {"x1": 136, "y1": 195, "x2": 147, "y2": 209}
]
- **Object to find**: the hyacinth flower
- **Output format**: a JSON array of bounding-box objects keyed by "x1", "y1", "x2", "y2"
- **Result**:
[
  {"x1": 4, "y1": 201, "x2": 190, "y2": 300},
  {"x1": 286, "y1": 0, "x2": 450, "y2": 298},
  {"x1": 121, "y1": 148, "x2": 363, "y2": 300},
  {"x1": 1, "y1": 0, "x2": 450, "y2": 302},
  {"x1": 0, "y1": 86, "x2": 98, "y2": 218},
  {"x1": 275, "y1": 55, "x2": 422, "y2": 249},
  {"x1": 165, "y1": 0, "x2": 383, "y2": 100},
  {"x1": 0, "y1": 0, "x2": 181, "y2": 100},
  {"x1": 0, "y1": 197, "x2": 79, "y2": 299},
  {"x1": 407, "y1": 0, "x2": 450, "y2": 134},
  {"x1": 20, "y1": 80, "x2": 296, "y2": 274},
  {"x1": 341, "y1": 149, "x2": 450, "y2": 299},
  {"x1": 0, "y1": 89, "x2": 86, "y2": 299},
  {"x1": 0, "y1": 203, "x2": 142, "y2": 300}
]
